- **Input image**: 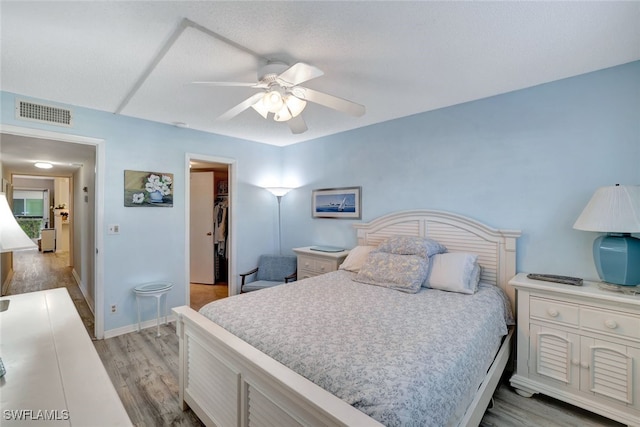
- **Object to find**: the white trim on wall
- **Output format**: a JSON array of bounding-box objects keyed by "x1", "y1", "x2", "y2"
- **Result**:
[
  {"x1": 0, "y1": 124, "x2": 106, "y2": 338},
  {"x1": 184, "y1": 153, "x2": 238, "y2": 306}
]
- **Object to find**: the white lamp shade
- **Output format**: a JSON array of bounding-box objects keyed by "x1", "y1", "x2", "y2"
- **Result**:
[
  {"x1": 273, "y1": 104, "x2": 292, "y2": 122},
  {"x1": 251, "y1": 99, "x2": 269, "y2": 119},
  {"x1": 573, "y1": 185, "x2": 640, "y2": 233},
  {"x1": 0, "y1": 193, "x2": 38, "y2": 252},
  {"x1": 265, "y1": 187, "x2": 292, "y2": 197},
  {"x1": 284, "y1": 95, "x2": 306, "y2": 118}
]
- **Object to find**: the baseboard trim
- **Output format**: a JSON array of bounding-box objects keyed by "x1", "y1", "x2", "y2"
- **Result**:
[
  {"x1": 72, "y1": 268, "x2": 95, "y2": 314},
  {"x1": 103, "y1": 314, "x2": 177, "y2": 339}
]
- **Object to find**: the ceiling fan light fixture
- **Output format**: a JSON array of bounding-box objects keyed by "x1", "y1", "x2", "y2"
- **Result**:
[
  {"x1": 262, "y1": 90, "x2": 283, "y2": 113},
  {"x1": 284, "y1": 95, "x2": 306, "y2": 118},
  {"x1": 274, "y1": 105, "x2": 292, "y2": 122},
  {"x1": 251, "y1": 99, "x2": 270, "y2": 119}
]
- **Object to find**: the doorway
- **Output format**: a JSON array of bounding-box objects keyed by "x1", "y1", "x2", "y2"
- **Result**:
[
  {"x1": 187, "y1": 155, "x2": 235, "y2": 310},
  {"x1": 0, "y1": 125, "x2": 104, "y2": 337}
]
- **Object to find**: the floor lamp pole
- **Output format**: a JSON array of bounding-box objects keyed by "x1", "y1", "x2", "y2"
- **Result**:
[
  {"x1": 264, "y1": 187, "x2": 292, "y2": 255},
  {"x1": 276, "y1": 195, "x2": 282, "y2": 255}
]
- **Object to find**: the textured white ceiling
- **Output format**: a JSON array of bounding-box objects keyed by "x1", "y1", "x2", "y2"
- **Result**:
[{"x1": 1, "y1": 1, "x2": 639, "y2": 147}]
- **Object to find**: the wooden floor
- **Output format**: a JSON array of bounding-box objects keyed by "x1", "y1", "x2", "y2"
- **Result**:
[
  {"x1": 5, "y1": 250, "x2": 624, "y2": 426},
  {"x1": 5, "y1": 248, "x2": 95, "y2": 338},
  {"x1": 190, "y1": 282, "x2": 228, "y2": 311}
]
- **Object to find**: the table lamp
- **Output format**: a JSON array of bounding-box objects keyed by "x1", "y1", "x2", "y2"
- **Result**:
[
  {"x1": 1, "y1": 192, "x2": 38, "y2": 376},
  {"x1": 0, "y1": 192, "x2": 37, "y2": 253},
  {"x1": 573, "y1": 184, "x2": 640, "y2": 286}
]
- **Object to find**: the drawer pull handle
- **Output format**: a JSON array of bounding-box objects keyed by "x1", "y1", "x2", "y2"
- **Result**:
[
  {"x1": 604, "y1": 319, "x2": 617, "y2": 329},
  {"x1": 581, "y1": 362, "x2": 589, "y2": 369},
  {"x1": 547, "y1": 308, "x2": 559, "y2": 318},
  {"x1": 571, "y1": 359, "x2": 580, "y2": 366}
]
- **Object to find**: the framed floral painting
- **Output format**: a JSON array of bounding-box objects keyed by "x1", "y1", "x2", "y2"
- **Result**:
[{"x1": 124, "y1": 170, "x2": 173, "y2": 207}]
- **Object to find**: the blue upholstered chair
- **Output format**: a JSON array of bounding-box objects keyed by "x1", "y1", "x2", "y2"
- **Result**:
[{"x1": 240, "y1": 255, "x2": 297, "y2": 293}]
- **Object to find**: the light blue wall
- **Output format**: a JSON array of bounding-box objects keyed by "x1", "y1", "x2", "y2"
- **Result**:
[
  {"x1": 282, "y1": 61, "x2": 640, "y2": 281},
  {"x1": 1, "y1": 61, "x2": 638, "y2": 334},
  {"x1": 0, "y1": 93, "x2": 283, "y2": 332}
]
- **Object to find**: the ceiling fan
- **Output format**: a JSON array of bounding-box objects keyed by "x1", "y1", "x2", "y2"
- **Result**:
[{"x1": 192, "y1": 61, "x2": 366, "y2": 134}]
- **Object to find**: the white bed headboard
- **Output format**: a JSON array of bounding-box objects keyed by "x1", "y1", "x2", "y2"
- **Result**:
[{"x1": 353, "y1": 210, "x2": 521, "y2": 310}]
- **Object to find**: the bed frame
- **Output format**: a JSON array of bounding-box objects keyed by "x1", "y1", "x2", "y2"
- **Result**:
[{"x1": 173, "y1": 210, "x2": 521, "y2": 427}]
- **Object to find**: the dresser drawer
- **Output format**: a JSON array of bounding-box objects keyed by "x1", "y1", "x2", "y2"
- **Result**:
[
  {"x1": 297, "y1": 269, "x2": 316, "y2": 280},
  {"x1": 314, "y1": 258, "x2": 334, "y2": 274},
  {"x1": 297, "y1": 255, "x2": 336, "y2": 275},
  {"x1": 297, "y1": 255, "x2": 316, "y2": 272},
  {"x1": 581, "y1": 307, "x2": 640, "y2": 341},
  {"x1": 530, "y1": 297, "x2": 579, "y2": 327}
]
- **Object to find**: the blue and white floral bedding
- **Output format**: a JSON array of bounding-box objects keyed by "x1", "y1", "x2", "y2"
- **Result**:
[{"x1": 199, "y1": 270, "x2": 513, "y2": 426}]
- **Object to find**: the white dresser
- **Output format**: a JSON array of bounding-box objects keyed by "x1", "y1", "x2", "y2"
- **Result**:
[
  {"x1": 0, "y1": 288, "x2": 132, "y2": 426},
  {"x1": 293, "y1": 246, "x2": 350, "y2": 279},
  {"x1": 509, "y1": 273, "x2": 640, "y2": 426}
]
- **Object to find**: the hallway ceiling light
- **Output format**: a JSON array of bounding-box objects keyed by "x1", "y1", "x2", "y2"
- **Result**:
[{"x1": 34, "y1": 162, "x2": 53, "y2": 169}]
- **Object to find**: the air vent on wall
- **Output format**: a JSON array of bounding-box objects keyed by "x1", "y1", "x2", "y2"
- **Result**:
[{"x1": 15, "y1": 99, "x2": 73, "y2": 127}]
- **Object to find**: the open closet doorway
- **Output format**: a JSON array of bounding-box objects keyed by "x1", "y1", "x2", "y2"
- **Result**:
[{"x1": 188, "y1": 156, "x2": 234, "y2": 311}]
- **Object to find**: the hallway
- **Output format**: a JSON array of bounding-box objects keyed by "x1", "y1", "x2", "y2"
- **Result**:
[{"x1": 6, "y1": 249, "x2": 95, "y2": 338}]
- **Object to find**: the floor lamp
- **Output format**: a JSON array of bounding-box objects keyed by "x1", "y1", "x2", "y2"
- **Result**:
[{"x1": 265, "y1": 187, "x2": 292, "y2": 255}]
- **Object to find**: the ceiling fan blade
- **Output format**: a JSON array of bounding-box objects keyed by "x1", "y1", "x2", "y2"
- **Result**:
[
  {"x1": 288, "y1": 114, "x2": 308, "y2": 134},
  {"x1": 190, "y1": 81, "x2": 268, "y2": 88},
  {"x1": 217, "y1": 92, "x2": 265, "y2": 121},
  {"x1": 276, "y1": 63, "x2": 324, "y2": 87},
  {"x1": 293, "y1": 87, "x2": 365, "y2": 117}
]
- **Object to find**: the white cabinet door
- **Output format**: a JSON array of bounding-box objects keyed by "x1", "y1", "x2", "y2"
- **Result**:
[
  {"x1": 580, "y1": 337, "x2": 637, "y2": 408},
  {"x1": 190, "y1": 172, "x2": 214, "y2": 284},
  {"x1": 529, "y1": 324, "x2": 580, "y2": 390}
]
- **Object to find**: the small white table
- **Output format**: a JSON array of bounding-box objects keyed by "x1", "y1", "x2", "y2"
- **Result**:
[
  {"x1": 134, "y1": 282, "x2": 173, "y2": 337},
  {"x1": 293, "y1": 246, "x2": 350, "y2": 280}
]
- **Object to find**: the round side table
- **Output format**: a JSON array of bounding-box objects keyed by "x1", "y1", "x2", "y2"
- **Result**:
[{"x1": 134, "y1": 281, "x2": 173, "y2": 337}]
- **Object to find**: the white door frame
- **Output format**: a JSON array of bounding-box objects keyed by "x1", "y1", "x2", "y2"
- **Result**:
[
  {"x1": 185, "y1": 153, "x2": 237, "y2": 305},
  {"x1": 0, "y1": 124, "x2": 106, "y2": 338}
]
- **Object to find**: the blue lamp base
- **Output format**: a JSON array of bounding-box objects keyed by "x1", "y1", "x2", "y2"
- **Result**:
[{"x1": 593, "y1": 233, "x2": 640, "y2": 286}]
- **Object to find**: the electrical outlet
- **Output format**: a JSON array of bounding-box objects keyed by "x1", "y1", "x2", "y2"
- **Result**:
[
  {"x1": 111, "y1": 304, "x2": 117, "y2": 313},
  {"x1": 107, "y1": 224, "x2": 120, "y2": 235}
]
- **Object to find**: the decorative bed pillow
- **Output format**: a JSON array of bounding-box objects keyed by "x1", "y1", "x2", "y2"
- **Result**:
[
  {"x1": 353, "y1": 252, "x2": 429, "y2": 293},
  {"x1": 339, "y1": 245, "x2": 377, "y2": 272},
  {"x1": 375, "y1": 235, "x2": 447, "y2": 258},
  {"x1": 424, "y1": 252, "x2": 480, "y2": 294}
]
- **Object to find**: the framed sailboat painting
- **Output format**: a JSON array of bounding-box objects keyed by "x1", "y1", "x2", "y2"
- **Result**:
[{"x1": 312, "y1": 187, "x2": 361, "y2": 219}]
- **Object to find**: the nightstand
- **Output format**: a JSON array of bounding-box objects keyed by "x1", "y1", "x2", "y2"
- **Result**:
[
  {"x1": 509, "y1": 272, "x2": 640, "y2": 426},
  {"x1": 293, "y1": 247, "x2": 350, "y2": 279}
]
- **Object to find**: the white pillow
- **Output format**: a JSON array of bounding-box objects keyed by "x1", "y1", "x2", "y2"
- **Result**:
[
  {"x1": 425, "y1": 252, "x2": 479, "y2": 294},
  {"x1": 338, "y1": 245, "x2": 377, "y2": 272}
]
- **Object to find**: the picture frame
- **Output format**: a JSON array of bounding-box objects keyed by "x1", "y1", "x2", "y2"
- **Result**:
[
  {"x1": 124, "y1": 170, "x2": 173, "y2": 207},
  {"x1": 312, "y1": 186, "x2": 361, "y2": 219}
]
